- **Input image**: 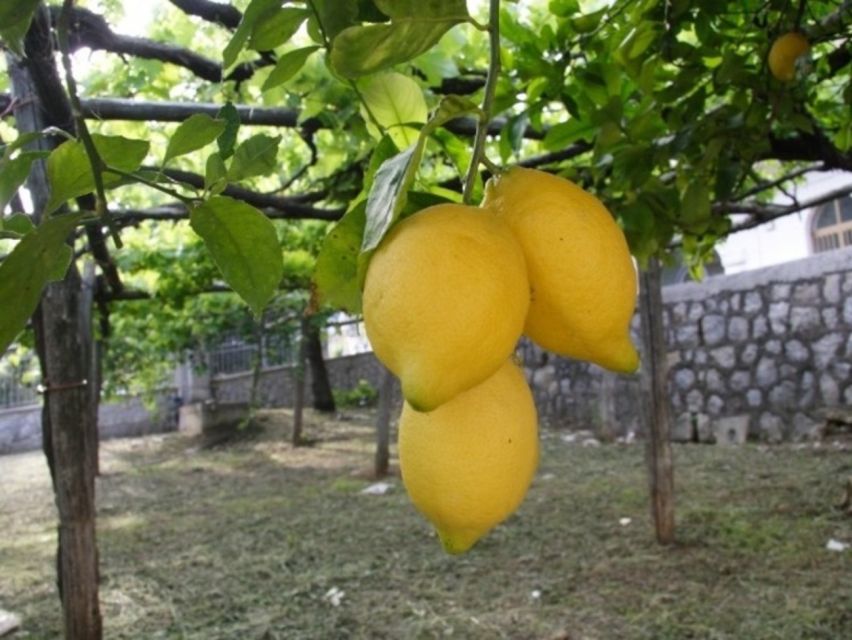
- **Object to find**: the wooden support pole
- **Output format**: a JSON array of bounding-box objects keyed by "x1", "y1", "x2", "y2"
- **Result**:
[
  {"x1": 374, "y1": 368, "x2": 396, "y2": 479},
  {"x1": 8, "y1": 11, "x2": 104, "y2": 636},
  {"x1": 638, "y1": 257, "x2": 676, "y2": 545},
  {"x1": 291, "y1": 317, "x2": 308, "y2": 447}
]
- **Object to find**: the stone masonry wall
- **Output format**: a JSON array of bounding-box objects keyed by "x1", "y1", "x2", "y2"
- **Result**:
[
  {"x1": 521, "y1": 246, "x2": 852, "y2": 442},
  {"x1": 210, "y1": 352, "x2": 385, "y2": 407}
]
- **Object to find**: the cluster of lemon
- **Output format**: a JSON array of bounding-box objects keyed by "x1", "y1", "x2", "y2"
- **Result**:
[{"x1": 363, "y1": 167, "x2": 639, "y2": 554}]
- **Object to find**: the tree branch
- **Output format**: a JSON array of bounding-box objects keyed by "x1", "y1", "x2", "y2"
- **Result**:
[
  {"x1": 764, "y1": 131, "x2": 852, "y2": 171},
  {"x1": 725, "y1": 183, "x2": 852, "y2": 234},
  {"x1": 167, "y1": 0, "x2": 242, "y2": 30},
  {"x1": 48, "y1": 5, "x2": 263, "y2": 84}
]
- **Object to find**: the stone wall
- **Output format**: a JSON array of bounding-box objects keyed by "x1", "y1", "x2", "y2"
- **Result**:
[
  {"x1": 210, "y1": 352, "x2": 386, "y2": 407},
  {"x1": 521, "y1": 246, "x2": 852, "y2": 442},
  {"x1": 0, "y1": 394, "x2": 177, "y2": 454}
]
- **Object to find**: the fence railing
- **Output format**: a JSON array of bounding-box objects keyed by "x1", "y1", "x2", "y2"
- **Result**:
[
  {"x1": 207, "y1": 336, "x2": 297, "y2": 376},
  {"x1": 0, "y1": 377, "x2": 41, "y2": 409}
]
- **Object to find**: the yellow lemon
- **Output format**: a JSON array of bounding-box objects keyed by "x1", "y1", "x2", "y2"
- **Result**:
[
  {"x1": 363, "y1": 203, "x2": 530, "y2": 412},
  {"x1": 768, "y1": 32, "x2": 810, "y2": 82},
  {"x1": 398, "y1": 360, "x2": 539, "y2": 554},
  {"x1": 482, "y1": 167, "x2": 639, "y2": 373}
]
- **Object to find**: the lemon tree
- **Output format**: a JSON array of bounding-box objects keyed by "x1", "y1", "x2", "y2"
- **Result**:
[{"x1": 1, "y1": 0, "x2": 851, "y2": 631}]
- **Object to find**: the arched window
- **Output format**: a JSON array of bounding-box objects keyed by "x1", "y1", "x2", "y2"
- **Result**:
[{"x1": 812, "y1": 195, "x2": 852, "y2": 253}]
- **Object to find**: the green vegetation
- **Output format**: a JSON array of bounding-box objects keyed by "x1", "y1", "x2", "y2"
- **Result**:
[
  {"x1": 332, "y1": 379, "x2": 379, "y2": 408},
  {"x1": 1, "y1": 415, "x2": 849, "y2": 639}
]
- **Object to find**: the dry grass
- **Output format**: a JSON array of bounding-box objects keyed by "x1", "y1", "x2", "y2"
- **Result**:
[{"x1": 1, "y1": 409, "x2": 850, "y2": 639}]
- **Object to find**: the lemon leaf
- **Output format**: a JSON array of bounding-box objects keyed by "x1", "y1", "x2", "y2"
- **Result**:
[
  {"x1": 190, "y1": 196, "x2": 283, "y2": 317},
  {"x1": 359, "y1": 72, "x2": 427, "y2": 150},
  {"x1": 0, "y1": 212, "x2": 84, "y2": 355},
  {"x1": 312, "y1": 202, "x2": 367, "y2": 313}
]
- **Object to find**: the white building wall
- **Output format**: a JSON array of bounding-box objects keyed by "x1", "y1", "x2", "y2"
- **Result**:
[{"x1": 717, "y1": 171, "x2": 852, "y2": 274}]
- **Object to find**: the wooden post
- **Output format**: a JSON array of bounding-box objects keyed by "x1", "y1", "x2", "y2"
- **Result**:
[
  {"x1": 9, "y1": 14, "x2": 104, "y2": 636},
  {"x1": 638, "y1": 257, "x2": 675, "y2": 545},
  {"x1": 374, "y1": 368, "x2": 396, "y2": 478},
  {"x1": 304, "y1": 316, "x2": 336, "y2": 412},
  {"x1": 291, "y1": 316, "x2": 308, "y2": 446}
]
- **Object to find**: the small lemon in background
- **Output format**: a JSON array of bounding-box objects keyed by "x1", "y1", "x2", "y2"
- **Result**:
[{"x1": 768, "y1": 32, "x2": 810, "y2": 82}]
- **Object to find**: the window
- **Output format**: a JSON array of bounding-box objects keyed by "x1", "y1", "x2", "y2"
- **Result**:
[{"x1": 812, "y1": 196, "x2": 852, "y2": 253}]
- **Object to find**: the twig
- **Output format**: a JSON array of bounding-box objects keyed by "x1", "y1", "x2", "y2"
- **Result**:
[
  {"x1": 57, "y1": 0, "x2": 124, "y2": 247},
  {"x1": 463, "y1": 0, "x2": 501, "y2": 204},
  {"x1": 102, "y1": 166, "x2": 200, "y2": 206}
]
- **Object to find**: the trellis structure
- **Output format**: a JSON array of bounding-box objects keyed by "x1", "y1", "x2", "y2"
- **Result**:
[{"x1": 2, "y1": 1, "x2": 852, "y2": 638}]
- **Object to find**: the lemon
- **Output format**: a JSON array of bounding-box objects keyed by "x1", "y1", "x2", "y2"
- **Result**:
[
  {"x1": 482, "y1": 167, "x2": 639, "y2": 373},
  {"x1": 398, "y1": 360, "x2": 539, "y2": 554},
  {"x1": 363, "y1": 203, "x2": 530, "y2": 412},
  {"x1": 768, "y1": 32, "x2": 810, "y2": 82}
]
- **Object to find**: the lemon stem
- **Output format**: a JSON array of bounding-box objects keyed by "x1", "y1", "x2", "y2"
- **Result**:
[{"x1": 463, "y1": 0, "x2": 501, "y2": 204}]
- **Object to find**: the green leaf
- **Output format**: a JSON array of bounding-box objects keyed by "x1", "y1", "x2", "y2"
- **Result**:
[
  {"x1": 249, "y1": 7, "x2": 309, "y2": 51},
  {"x1": 312, "y1": 202, "x2": 366, "y2": 313},
  {"x1": 190, "y1": 196, "x2": 283, "y2": 317},
  {"x1": 216, "y1": 103, "x2": 241, "y2": 160},
  {"x1": 308, "y1": 0, "x2": 360, "y2": 42},
  {"x1": 330, "y1": 0, "x2": 469, "y2": 78},
  {"x1": 222, "y1": 0, "x2": 279, "y2": 69},
  {"x1": 361, "y1": 93, "x2": 477, "y2": 254},
  {"x1": 45, "y1": 135, "x2": 150, "y2": 214},
  {"x1": 1, "y1": 213, "x2": 35, "y2": 237},
  {"x1": 262, "y1": 46, "x2": 321, "y2": 91},
  {"x1": 362, "y1": 144, "x2": 421, "y2": 253},
  {"x1": 163, "y1": 114, "x2": 226, "y2": 165},
  {"x1": 0, "y1": 152, "x2": 38, "y2": 212},
  {"x1": 0, "y1": 0, "x2": 40, "y2": 57},
  {"x1": 2, "y1": 131, "x2": 43, "y2": 157},
  {"x1": 359, "y1": 72, "x2": 428, "y2": 149},
  {"x1": 204, "y1": 153, "x2": 228, "y2": 195},
  {"x1": 681, "y1": 180, "x2": 711, "y2": 230},
  {"x1": 0, "y1": 212, "x2": 84, "y2": 354},
  {"x1": 542, "y1": 119, "x2": 596, "y2": 150},
  {"x1": 226, "y1": 134, "x2": 281, "y2": 182}
]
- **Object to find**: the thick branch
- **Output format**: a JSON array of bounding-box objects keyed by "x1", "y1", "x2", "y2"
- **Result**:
[
  {"x1": 154, "y1": 167, "x2": 343, "y2": 219},
  {"x1": 112, "y1": 195, "x2": 342, "y2": 224},
  {"x1": 765, "y1": 132, "x2": 852, "y2": 171},
  {"x1": 48, "y1": 5, "x2": 262, "y2": 83},
  {"x1": 167, "y1": 0, "x2": 242, "y2": 30},
  {"x1": 0, "y1": 94, "x2": 546, "y2": 141}
]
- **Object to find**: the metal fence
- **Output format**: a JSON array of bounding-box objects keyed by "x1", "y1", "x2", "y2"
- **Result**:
[
  {"x1": 207, "y1": 335, "x2": 297, "y2": 376},
  {"x1": 0, "y1": 376, "x2": 41, "y2": 409}
]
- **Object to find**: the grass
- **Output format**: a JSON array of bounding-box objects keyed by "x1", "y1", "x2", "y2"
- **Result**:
[{"x1": 0, "y1": 409, "x2": 850, "y2": 639}]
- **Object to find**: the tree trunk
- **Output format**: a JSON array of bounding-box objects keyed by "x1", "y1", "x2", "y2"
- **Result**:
[
  {"x1": 9, "y1": 12, "x2": 103, "y2": 637},
  {"x1": 304, "y1": 317, "x2": 336, "y2": 412},
  {"x1": 596, "y1": 372, "x2": 617, "y2": 443},
  {"x1": 291, "y1": 317, "x2": 308, "y2": 446},
  {"x1": 374, "y1": 368, "x2": 396, "y2": 478},
  {"x1": 638, "y1": 257, "x2": 675, "y2": 545},
  {"x1": 81, "y1": 261, "x2": 100, "y2": 476}
]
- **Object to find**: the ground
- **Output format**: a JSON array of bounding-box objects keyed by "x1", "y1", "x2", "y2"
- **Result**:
[{"x1": 0, "y1": 410, "x2": 850, "y2": 640}]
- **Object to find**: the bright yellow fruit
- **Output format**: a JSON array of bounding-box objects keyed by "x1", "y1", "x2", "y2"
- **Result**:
[
  {"x1": 363, "y1": 203, "x2": 530, "y2": 412},
  {"x1": 398, "y1": 360, "x2": 539, "y2": 554},
  {"x1": 482, "y1": 167, "x2": 639, "y2": 373},
  {"x1": 768, "y1": 32, "x2": 810, "y2": 82}
]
